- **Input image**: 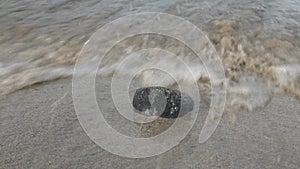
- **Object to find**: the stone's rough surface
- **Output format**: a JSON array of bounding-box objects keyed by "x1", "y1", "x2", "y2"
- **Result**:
[{"x1": 132, "y1": 87, "x2": 194, "y2": 118}]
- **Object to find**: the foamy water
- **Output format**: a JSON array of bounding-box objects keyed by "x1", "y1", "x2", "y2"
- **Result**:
[{"x1": 0, "y1": 0, "x2": 299, "y2": 112}]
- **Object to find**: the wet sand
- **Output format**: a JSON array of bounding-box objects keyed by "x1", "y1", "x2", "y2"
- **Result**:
[{"x1": 0, "y1": 77, "x2": 299, "y2": 169}]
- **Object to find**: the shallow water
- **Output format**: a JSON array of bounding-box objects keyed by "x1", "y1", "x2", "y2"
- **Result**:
[{"x1": 0, "y1": 0, "x2": 299, "y2": 112}]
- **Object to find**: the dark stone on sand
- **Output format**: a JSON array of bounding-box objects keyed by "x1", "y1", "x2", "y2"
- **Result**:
[{"x1": 132, "y1": 87, "x2": 194, "y2": 118}]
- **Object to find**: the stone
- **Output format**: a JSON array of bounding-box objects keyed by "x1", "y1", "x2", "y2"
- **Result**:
[{"x1": 132, "y1": 86, "x2": 194, "y2": 118}]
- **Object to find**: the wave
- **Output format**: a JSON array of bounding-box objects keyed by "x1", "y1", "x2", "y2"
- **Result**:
[{"x1": 0, "y1": 0, "x2": 300, "y2": 114}]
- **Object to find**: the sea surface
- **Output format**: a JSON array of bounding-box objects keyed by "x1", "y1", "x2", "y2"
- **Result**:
[{"x1": 0, "y1": 0, "x2": 299, "y2": 112}]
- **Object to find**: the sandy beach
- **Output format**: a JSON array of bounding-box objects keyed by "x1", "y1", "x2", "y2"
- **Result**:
[
  {"x1": 1, "y1": 0, "x2": 300, "y2": 168},
  {"x1": 0, "y1": 77, "x2": 299, "y2": 169}
]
